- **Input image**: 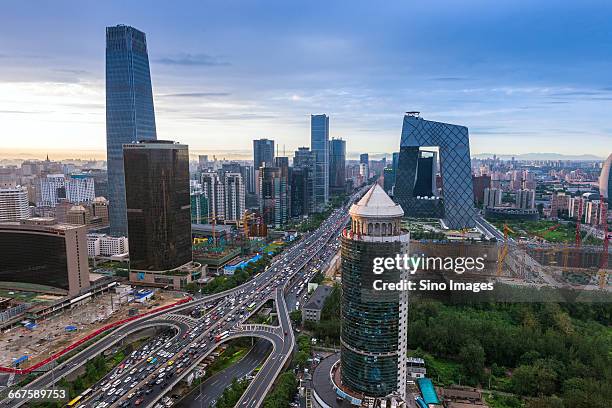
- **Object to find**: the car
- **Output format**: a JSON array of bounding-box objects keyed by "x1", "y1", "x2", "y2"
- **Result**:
[
  {"x1": 107, "y1": 388, "x2": 116, "y2": 396},
  {"x1": 134, "y1": 398, "x2": 144, "y2": 406}
]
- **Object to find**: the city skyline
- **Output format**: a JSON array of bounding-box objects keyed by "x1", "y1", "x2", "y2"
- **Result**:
[{"x1": 1, "y1": 1, "x2": 612, "y2": 160}]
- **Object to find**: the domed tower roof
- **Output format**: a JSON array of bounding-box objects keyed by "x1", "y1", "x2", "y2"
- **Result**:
[{"x1": 349, "y1": 184, "x2": 404, "y2": 218}]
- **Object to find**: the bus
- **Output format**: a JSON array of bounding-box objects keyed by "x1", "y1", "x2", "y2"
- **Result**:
[
  {"x1": 67, "y1": 396, "x2": 82, "y2": 407},
  {"x1": 214, "y1": 331, "x2": 229, "y2": 342},
  {"x1": 246, "y1": 302, "x2": 256, "y2": 311}
]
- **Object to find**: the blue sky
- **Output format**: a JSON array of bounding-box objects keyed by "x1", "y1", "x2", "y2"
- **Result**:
[{"x1": 0, "y1": 0, "x2": 611, "y2": 159}]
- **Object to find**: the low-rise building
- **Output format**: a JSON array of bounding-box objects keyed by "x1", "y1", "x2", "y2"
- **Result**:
[{"x1": 302, "y1": 284, "x2": 333, "y2": 323}]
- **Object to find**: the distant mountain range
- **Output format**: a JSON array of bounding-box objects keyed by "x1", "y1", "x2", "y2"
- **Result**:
[{"x1": 471, "y1": 152, "x2": 606, "y2": 161}]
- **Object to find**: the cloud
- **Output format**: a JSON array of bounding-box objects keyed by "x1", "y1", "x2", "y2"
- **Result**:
[
  {"x1": 0, "y1": 109, "x2": 52, "y2": 114},
  {"x1": 159, "y1": 92, "x2": 231, "y2": 98},
  {"x1": 156, "y1": 53, "x2": 230, "y2": 67}
]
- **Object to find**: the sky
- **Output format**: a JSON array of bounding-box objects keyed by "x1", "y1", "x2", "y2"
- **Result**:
[{"x1": 0, "y1": 0, "x2": 611, "y2": 160}]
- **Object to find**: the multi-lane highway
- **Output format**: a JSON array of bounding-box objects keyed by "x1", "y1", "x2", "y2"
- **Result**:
[{"x1": 2, "y1": 187, "x2": 366, "y2": 408}]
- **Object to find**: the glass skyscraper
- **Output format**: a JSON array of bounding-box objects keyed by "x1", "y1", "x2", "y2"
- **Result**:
[
  {"x1": 123, "y1": 141, "x2": 192, "y2": 271},
  {"x1": 329, "y1": 138, "x2": 346, "y2": 194},
  {"x1": 395, "y1": 113, "x2": 475, "y2": 229},
  {"x1": 311, "y1": 114, "x2": 329, "y2": 212},
  {"x1": 106, "y1": 25, "x2": 157, "y2": 237}
]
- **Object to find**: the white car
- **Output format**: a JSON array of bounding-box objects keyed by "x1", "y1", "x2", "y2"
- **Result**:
[{"x1": 107, "y1": 388, "x2": 116, "y2": 396}]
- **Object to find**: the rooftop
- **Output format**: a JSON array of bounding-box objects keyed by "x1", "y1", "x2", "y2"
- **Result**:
[
  {"x1": 349, "y1": 184, "x2": 404, "y2": 218},
  {"x1": 304, "y1": 285, "x2": 333, "y2": 311}
]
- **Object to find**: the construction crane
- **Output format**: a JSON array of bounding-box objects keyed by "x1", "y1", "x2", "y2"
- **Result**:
[{"x1": 496, "y1": 224, "x2": 515, "y2": 277}]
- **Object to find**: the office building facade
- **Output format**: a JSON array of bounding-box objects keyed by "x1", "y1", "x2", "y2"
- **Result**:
[
  {"x1": 0, "y1": 219, "x2": 89, "y2": 296},
  {"x1": 259, "y1": 166, "x2": 288, "y2": 227},
  {"x1": 311, "y1": 114, "x2": 329, "y2": 212},
  {"x1": 395, "y1": 113, "x2": 475, "y2": 229},
  {"x1": 329, "y1": 138, "x2": 346, "y2": 194},
  {"x1": 253, "y1": 139, "x2": 275, "y2": 170},
  {"x1": 341, "y1": 185, "x2": 409, "y2": 399},
  {"x1": 123, "y1": 141, "x2": 191, "y2": 271},
  {"x1": 106, "y1": 25, "x2": 157, "y2": 236}
]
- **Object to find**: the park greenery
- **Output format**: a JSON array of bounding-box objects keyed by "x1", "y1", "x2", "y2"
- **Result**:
[
  {"x1": 491, "y1": 220, "x2": 601, "y2": 245},
  {"x1": 299, "y1": 282, "x2": 611, "y2": 408},
  {"x1": 213, "y1": 378, "x2": 250, "y2": 408},
  {"x1": 262, "y1": 371, "x2": 298, "y2": 408}
]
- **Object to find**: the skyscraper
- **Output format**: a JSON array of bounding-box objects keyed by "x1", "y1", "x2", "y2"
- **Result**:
[
  {"x1": 123, "y1": 141, "x2": 191, "y2": 271},
  {"x1": 293, "y1": 147, "x2": 315, "y2": 216},
  {"x1": 329, "y1": 138, "x2": 346, "y2": 194},
  {"x1": 311, "y1": 114, "x2": 329, "y2": 212},
  {"x1": 395, "y1": 113, "x2": 475, "y2": 229},
  {"x1": 600, "y1": 153, "x2": 612, "y2": 201},
  {"x1": 224, "y1": 173, "x2": 246, "y2": 222},
  {"x1": 341, "y1": 184, "x2": 409, "y2": 399},
  {"x1": 106, "y1": 25, "x2": 157, "y2": 236},
  {"x1": 259, "y1": 165, "x2": 288, "y2": 227},
  {"x1": 253, "y1": 139, "x2": 275, "y2": 170}
]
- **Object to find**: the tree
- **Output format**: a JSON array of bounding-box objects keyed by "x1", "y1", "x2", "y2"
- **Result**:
[{"x1": 459, "y1": 340, "x2": 485, "y2": 381}]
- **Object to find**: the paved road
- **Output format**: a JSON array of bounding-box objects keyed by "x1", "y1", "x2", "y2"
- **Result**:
[
  {"x1": 1, "y1": 186, "x2": 366, "y2": 408},
  {"x1": 178, "y1": 339, "x2": 271, "y2": 408}
]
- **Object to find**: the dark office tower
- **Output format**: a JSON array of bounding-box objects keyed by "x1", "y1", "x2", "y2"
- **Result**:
[
  {"x1": 123, "y1": 141, "x2": 192, "y2": 271},
  {"x1": 275, "y1": 157, "x2": 290, "y2": 223},
  {"x1": 290, "y1": 167, "x2": 308, "y2": 217},
  {"x1": 293, "y1": 147, "x2": 315, "y2": 215},
  {"x1": 413, "y1": 153, "x2": 435, "y2": 197},
  {"x1": 253, "y1": 139, "x2": 275, "y2": 170},
  {"x1": 383, "y1": 167, "x2": 394, "y2": 194},
  {"x1": 311, "y1": 114, "x2": 329, "y2": 212},
  {"x1": 341, "y1": 185, "x2": 409, "y2": 399},
  {"x1": 360, "y1": 153, "x2": 369, "y2": 165},
  {"x1": 259, "y1": 165, "x2": 287, "y2": 227},
  {"x1": 329, "y1": 138, "x2": 346, "y2": 194},
  {"x1": 106, "y1": 25, "x2": 157, "y2": 237},
  {"x1": 294, "y1": 147, "x2": 314, "y2": 168}
]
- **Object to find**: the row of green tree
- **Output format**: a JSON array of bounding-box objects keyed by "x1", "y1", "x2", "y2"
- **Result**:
[
  {"x1": 262, "y1": 372, "x2": 298, "y2": 408},
  {"x1": 408, "y1": 300, "x2": 611, "y2": 407},
  {"x1": 214, "y1": 378, "x2": 250, "y2": 408},
  {"x1": 185, "y1": 253, "x2": 273, "y2": 294}
]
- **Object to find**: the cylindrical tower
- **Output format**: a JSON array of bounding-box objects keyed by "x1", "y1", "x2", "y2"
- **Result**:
[{"x1": 340, "y1": 184, "x2": 409, "y2": 398}]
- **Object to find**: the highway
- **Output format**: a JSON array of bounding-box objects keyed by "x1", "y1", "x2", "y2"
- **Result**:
[{"x1": 2, "y1": 187, "x2": 365, "y2": 408}]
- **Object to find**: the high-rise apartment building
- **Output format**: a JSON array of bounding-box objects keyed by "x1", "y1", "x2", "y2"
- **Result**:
[
  {"x1": 190, "y1": 180, "x2": 209, "y2": 224},
  {"x1": 224, "y1": 173, "x2": 246, "y2": 222},
  {"x1": 39, "y1": 174, "x2": 95, "y2": 207},
  {"x1": 123, "y1": 141, "x2": 191, "y2": 271},
  {"x1": 106, "y1": 25, "x2": 157, "y2": 236},
  {"x1": 0, "y1": 186, "x2": 30, "y2": 222},
  {"x1": 311, "y1": 114, "x2": 329, "y2": 212},
  {"x1": 201, "y1": 172, "x2": 224, "y2": 223},
  {"x1": 329, "y1": 138, "x2": 346, "y2": 194},
  {"x1": 341, "y1": 185, "x2": 409, "y2": 399},
  {"x1": 484, "y1": 187, "x2": 502, "y2": 208},
  {"x1": 516, "y1": 189, "x2": 536, "y2": 209}
]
